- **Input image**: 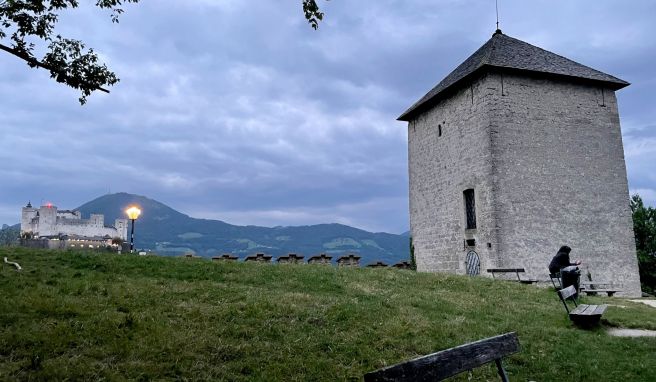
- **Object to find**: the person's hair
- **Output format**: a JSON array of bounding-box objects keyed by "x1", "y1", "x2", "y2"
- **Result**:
[{"x1": 558, "y1": 245, "x2": 571, "y2": 254}]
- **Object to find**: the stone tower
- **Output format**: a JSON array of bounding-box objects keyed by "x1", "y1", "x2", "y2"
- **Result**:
[{"x1": 401, "y1": 30, "x2": 641, "y2": 297}]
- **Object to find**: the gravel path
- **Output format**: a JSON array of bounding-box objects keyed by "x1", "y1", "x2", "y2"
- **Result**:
[
  {"x1": 606, "y1": 300, "x2": 656, "y2": 337},
  {"x1": 607, "y1": 328, "x2": 656, "y2": 337},
  {"x1": 629, "y1": 299, "x2": 656, "y2": 308}
]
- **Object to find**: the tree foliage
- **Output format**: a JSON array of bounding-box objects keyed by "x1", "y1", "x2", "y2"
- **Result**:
[
  {"x1": 409, "y1": 236, "x2": 416, "y2": 271},
  {"x1": 630, "y1": 194, "x2": 656, "y2": 294},
  {"x1": 1, "y1": 0, "x2": 326, "y2": 104},
  {"x1": 302, "y1": 0, "x2": 324, "y2": 30},
  {"x1": 0, "y1": 0, "x2": 140, "y2": 104},
  {"x1": 0, "y1": 225, "x2": 19, "y2": 246}
]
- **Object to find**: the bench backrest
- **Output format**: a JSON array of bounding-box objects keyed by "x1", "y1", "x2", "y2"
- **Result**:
[
  {"x1": 364, "y1": 332, "x2": 520, "y2": 382},
  {"x1": 549, "y1": 273, "x2": 562, "y2": 289},
  {"x1": 557, "y1": 285, "x2": 579, "y2": 314},
  {"x1": 559, "y1": 285, "x2": 577, "y2": 300}
]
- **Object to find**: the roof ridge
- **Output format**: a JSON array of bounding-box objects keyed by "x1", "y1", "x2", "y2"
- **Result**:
[{"x1": 480, "y1": 32, "x2": 500, "y2": 66}]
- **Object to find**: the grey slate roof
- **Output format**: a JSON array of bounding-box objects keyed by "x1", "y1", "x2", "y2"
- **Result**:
[{"x1": 398, "y1": 31, "x2": 629, "y2": 121}]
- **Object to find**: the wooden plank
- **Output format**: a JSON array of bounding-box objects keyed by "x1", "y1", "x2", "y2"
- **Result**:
[
  {"x1": 582, "y1": 305, "x2": 597, "y2": 315},
  {"x1": 570, "y1": 304, "x2": 607, "y2": 317},
  {"x1": 581, "y1": 281, "x2": 612, "y2": 287},
  {"x1": 581, "y1": 289, "x2": 620, "y2": 294},
  {"x1": 559, "y1": 285, "x2": 577, "y2": 301},
  {"x1": 364, "y1": 332, "x2": 520, "y2": 382},
  {"x1": 592, "y1": 304, "x2": 608, "y2": 315},
  {"x1": 486, "y1": 268, "x2": 525, "y2": 273},
  {"x1": 570, "y1": 304, "x2": 591, "y2": 315}
]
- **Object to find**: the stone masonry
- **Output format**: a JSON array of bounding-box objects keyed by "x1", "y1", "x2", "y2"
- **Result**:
[
  {"x1": 403, "y1": 31, "x2": 641, "y2": 296},
  {"x1": 21, "y1": 202, "x2": 128, "y2": 241}
]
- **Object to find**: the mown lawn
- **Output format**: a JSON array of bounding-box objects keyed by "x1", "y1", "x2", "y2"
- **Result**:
[{"x1": 1, "y1": 247, "x2": 655, "y2": 381}]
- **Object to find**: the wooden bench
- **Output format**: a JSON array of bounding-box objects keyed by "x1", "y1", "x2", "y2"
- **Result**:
[
  {"x1": 580, "y1": 288, "x2": 620, "y2": 297},
  {"x1": 487, "y1": 268, "x2": 538, "y2": 284},
  {"x1": 364, "y1": 332, "x2": 520, "y2": 382},
  {"x1": 557, "y1": 285, "x2": 607, "y2": 326},
  {"x1": 580, "y1": 281, "x2": 621, "y2": 297}
]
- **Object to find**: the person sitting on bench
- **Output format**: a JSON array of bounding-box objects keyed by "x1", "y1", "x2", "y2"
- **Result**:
[{"x1": 549, "y1": 245, "x2": 582, "y2": 294}]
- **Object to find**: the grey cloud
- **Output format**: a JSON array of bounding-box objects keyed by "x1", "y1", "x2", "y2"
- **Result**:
[{"x1": 1, "y1": 0, "x2": 655, "y2": 231}]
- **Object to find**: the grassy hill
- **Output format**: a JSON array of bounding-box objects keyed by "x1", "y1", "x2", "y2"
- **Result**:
[
  {"x1": 1, "y1": 248, "x2": 655, "y2": 381},
  {"x1": 76, "y1": 193, "x2": 409, "y2": 264}
]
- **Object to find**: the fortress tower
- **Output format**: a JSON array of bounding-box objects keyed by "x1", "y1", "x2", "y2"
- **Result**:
[{"x1": 401, "y1": 30, "x2": 641, "y2": 296}]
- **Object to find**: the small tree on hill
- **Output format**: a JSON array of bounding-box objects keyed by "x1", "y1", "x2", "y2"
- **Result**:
[{"x1": 409, "y1": 237, "x2": 417, "y2": 271}]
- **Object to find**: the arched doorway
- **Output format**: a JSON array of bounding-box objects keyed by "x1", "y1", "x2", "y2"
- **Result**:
[{"x1": 465, "y1": 250, "x2": 480, "y2": 276}]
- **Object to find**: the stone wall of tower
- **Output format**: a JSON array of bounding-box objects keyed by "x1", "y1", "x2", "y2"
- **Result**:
[
  {"x1": 38, "y1": 206, "x2": 58, "y2": 236},
  {"x1": 115, "y1": 219, "x2": 128, "y2": 241},
  {"x1": 408, "y1": 74, "x2": 499, "y2": 274},
  {"x1": 408, "y1": 71, "x2": 640, "y2": 296},
  {"x1": 20, "y1": 207, "x2": 37, "y2": 235},
  {"x1": 486, "y1": 72, "x2": 641, "y2": 296}
]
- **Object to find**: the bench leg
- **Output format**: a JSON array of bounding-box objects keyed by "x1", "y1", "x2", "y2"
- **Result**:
[{"x1": 495, "y1": 359, "x2": 509, "y2": 382}]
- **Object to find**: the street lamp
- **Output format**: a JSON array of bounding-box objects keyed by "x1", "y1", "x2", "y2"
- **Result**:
[{"x1": 125, "y1": 206, "x2": 141, "y2": 253}]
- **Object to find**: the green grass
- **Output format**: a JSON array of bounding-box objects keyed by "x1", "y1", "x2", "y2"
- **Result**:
[{"x1": 1, "y1": 248, "x2": 655, "y2": 381}]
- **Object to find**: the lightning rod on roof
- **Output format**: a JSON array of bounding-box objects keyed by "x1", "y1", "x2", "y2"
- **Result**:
[{"x1": 495, "y1": 0, "x2": 502, "y2": 34}]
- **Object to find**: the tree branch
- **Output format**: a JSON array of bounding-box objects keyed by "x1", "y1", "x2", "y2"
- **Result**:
[{"x1": 0, "y1": 41, "x2": 110, "y2": 93}]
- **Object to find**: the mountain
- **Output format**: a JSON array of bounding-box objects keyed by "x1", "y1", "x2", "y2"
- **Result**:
[{"x1": 76, "y1": 193, "x2": 410, "y2": 265}]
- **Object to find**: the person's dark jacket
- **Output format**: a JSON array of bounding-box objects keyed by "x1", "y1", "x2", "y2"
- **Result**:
[{"x1": 549, "y1": 246, "x2": 575, "y2": 274}]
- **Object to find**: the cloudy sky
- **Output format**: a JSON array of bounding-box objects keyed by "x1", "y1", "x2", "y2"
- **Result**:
[{"x1": 1, "y1": 0, "x2": 654, "y2": 233}]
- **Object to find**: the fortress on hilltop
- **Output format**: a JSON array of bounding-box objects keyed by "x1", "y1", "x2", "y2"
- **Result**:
[
  {"x1": 20, "y1": 202, "x2": 128, "y2": 247},
  {"x1": 401, "y1": 29, "x2": 641, "y2": 296}
]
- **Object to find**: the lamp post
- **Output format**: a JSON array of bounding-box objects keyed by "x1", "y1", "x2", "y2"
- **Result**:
[{"x1": 125, "y1": 206, "x2": 141, "y2": 253}]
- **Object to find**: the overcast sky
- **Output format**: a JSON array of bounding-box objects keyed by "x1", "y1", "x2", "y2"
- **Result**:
[{"x1": 1, "y1": 0, "x2": 654, "y2": 233}]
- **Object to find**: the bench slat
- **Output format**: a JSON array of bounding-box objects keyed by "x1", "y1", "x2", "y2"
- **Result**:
[
  {"x1": 581, "y1": 281, "x2": 612, "y2": 286},
  {"x1": 487, "y1": 268, "x2": 525, "y2": 273},
  {"x1": 559, "y1": 285, "x2": 577, "y2": 301},
  {"x1": 570, "y1": 305, "x2": 590, "y2": 315},
  {"x1": 364, "y1": 332, "x2": 520, "y2": 382},
  {"x1": 592, "y1": 304, "x2": 608, "y2": 315},
  {"x1": 570, "y1": 304, "x2": 607, "y2": 316},
  {"x1": 581, "y1": 289, "x2": 621, "y2": 297}
]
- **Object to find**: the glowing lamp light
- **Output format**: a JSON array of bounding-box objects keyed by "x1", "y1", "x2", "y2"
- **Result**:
[
  {"x1": 125, "y1": 206, "x2": 142, "y2": 253},
  {"x1": 125, "y1": 206, "x2": 141, "y2": 220}
]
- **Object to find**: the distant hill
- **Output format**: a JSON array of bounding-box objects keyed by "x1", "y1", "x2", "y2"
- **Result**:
[
  {"x1": 76, "y1": 193, "x2": 409, "y2": 265},
  {"x1": 0, "y1": 224, "x2": 19, "y2": 246}
]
